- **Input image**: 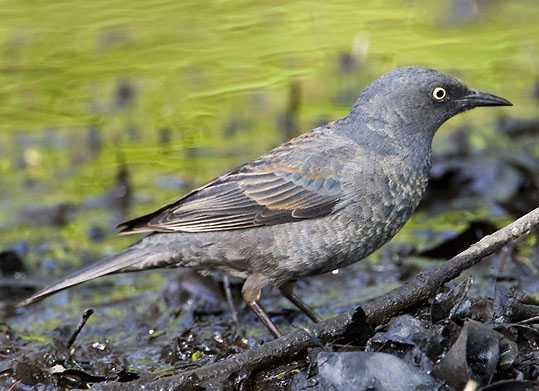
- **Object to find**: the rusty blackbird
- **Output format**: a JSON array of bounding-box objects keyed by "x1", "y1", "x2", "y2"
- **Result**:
[{"x1": 20, "y1": 67, "x2": 512, "y2": 337}]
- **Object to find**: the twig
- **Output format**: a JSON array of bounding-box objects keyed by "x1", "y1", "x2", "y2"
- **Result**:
[
  {"x1": 98, "y1": 207, "x2": 539, "y2": 391},
  {"x1": 511, "y1": 302, "x2": 539, "y2": 322},
  {"x1": 66, "y1": 308, "x2": 94, "y2": 350},
  {"x1": 516, "y1": 315, "x2": 539, "y2": 325},
  {"x1": 7, "y1": 379, "x2": 21, "y2": 391}
]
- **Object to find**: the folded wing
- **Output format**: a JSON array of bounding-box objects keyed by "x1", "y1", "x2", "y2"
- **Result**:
[{"x1": 118, "y1": 130, "x2": 350, "y2": 233}]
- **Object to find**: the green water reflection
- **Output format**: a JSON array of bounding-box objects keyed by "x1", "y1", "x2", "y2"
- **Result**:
[{"x1": 0, "y1": 0, "x2": 537, "y2": 256}]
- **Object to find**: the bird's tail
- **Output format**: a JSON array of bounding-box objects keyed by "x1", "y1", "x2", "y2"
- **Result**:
[{"x1": 18, "y1": 241, "x2": 157, "y2": 307}]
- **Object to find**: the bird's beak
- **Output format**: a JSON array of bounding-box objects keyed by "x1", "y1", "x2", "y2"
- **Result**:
[{"x1": 459, "y1": 89, "x2": 513, "y2": 107}]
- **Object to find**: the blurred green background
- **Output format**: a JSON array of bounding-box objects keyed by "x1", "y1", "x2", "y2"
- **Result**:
[{"x1": 0, "y1": 0, "x2": 537, "y2": 260}]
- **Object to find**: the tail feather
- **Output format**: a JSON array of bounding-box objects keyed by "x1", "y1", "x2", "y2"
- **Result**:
[{"x1": 18, "y1": 245, "x2": 151, "y2": 307}]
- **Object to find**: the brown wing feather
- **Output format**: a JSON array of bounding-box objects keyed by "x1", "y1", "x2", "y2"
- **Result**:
[
  {"x1": 118, "y1": 127, "x2": 350, "y2": 234},
  {"x1": 118, "y1": 167, "x2": 341, "y2": 233}
]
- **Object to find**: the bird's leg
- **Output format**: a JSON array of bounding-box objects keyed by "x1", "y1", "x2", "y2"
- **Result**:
[
  {"x1": 279, "y1": 281, "x2": 321, "y2": 323},
  {"x1": 242, "y1": 274, "x2": 282, "y2": 338},
  {"x1": 223, "y1": 275, "x2": 239, "y2": 326}
]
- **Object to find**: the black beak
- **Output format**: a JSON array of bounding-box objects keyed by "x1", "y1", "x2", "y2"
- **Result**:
[{"x1": 459, "y1": 89, "x2": 512, "y2": 107}]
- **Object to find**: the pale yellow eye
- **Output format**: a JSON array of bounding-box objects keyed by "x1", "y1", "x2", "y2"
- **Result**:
[{"x1": 432, "y1": 87, "x2": 447, "y2": 101}]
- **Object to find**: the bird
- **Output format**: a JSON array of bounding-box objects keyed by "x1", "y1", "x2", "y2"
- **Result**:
[{"x1": 19, "y1": 67, "x2": 512, "y2": 337}]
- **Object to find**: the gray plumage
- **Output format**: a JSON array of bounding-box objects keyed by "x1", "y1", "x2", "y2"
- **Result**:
[{"x1": 20, "y1": 67, "x2": 511, "y2": 336}]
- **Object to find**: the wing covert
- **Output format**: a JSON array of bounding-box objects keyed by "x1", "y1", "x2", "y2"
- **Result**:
[{"x1": 118, "y1": 127, "x2": 353, "y2": 234}]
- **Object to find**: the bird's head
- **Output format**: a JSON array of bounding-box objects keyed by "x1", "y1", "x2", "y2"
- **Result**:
[{"x1": 351, "y1": 66, "x2": 512, "y2": 141}]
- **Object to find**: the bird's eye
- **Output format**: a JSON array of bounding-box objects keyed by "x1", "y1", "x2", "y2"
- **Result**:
[{"x1": 432, "y1": 87, "x2": 447, "y2": 101}]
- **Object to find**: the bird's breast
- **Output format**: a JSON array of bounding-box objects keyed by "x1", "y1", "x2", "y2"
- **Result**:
[
  {"x1": 265, "y1": 157, "x2": 432, "y2": 280},
  {"x1": 323, "y1": 161, "x2": 430, "y2": 269}
]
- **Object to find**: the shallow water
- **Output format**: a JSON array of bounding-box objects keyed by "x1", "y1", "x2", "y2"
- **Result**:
[{"x1": 1, "y1": 1, "x2": 537, "y2": 247}]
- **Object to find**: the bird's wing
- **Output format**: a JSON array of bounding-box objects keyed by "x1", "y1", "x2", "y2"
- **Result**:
[{"x1": 118, "y1": 128, "x2": 354, "y2": 233}]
